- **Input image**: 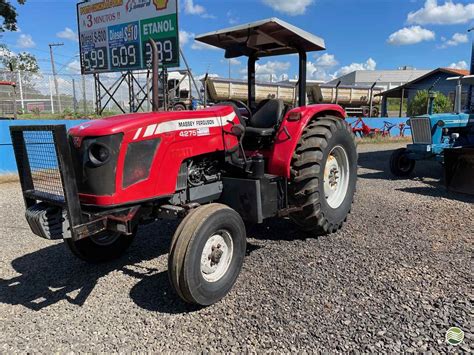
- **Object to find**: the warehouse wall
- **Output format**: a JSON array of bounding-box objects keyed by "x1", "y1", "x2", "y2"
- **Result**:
[
  {"x1": 0, "y1": 120, "x2": 87, "y2": 173},
  {"x1": 0, "y1": 117, "x2": 410, "y2": 175}
]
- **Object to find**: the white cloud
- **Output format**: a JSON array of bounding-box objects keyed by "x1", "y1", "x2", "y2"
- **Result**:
[
  {"x1": 387, "y1": 26, "x2": 435, "y2": 45},
  {"x1": 183, "y1": 0, "x2": 215, "y2": 18},
  {"x1": 16, "y1": 34, "x2": 36, "y2": 48},
  {"x1": 439, "y1": 32, "x2": 468, "y2": 48},
  {"x1": 66, "y1": 59, "x2": 81, "y2": 74},
  {"x1": 261, "y1": 0, "x2": 314, "y2": 16},
  {"x1": 179, "y1": 30, "x2": 194, "y2": 45},
  {"x1": 227, "y1": 11, "x2": 239, "y2": 25},
  {"x1": 448, "y1": 61, "x2": 468, "y2": 70},
  {"x1": 307, "y1": 61, "x2": 332, "y2": 81},
  {"x1": 57, "y1": 27, "x2": 78, "y2": 42},
  {"x1": 239, "y1": 60, "x2": 291, "y2": 81},
  {"x1": 191, "y1": 41, "x2": 220, "y2": 51},
  {"x1": 407, "y1": 0, "x2": 474, "y2": 25},
  {"x1": 315, "y1": 53, "x2": 338, "y2": 68},
  {"x1": 334, "y1": 58, "x2": 377, "y2": 77},
  {"x1": 256, "y1": 60, "x2": 290, "y2": 75},
  {"x1": 226, "y1": 58, "x2": 241, "y2": 66}
]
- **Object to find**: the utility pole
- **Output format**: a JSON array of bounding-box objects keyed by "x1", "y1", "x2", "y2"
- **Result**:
[{"x1": 49, "y1": 43, "x2": 64, "y2": 113}]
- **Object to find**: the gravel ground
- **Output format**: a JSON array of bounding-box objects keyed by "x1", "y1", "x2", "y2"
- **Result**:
[{"x1": 0, "y1": 143, "x2": 472, "y2": 352}]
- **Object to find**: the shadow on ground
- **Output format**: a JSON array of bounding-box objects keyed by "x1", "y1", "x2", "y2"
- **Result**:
[
  {"x1": 0, "y1": 218, "x2": 275, "y2": 314},
  {"x1": 358, "y1": 149, "x2": 474, "y2": 203},
  {"x1": 0, "y1": 222, "x2": 178, "y2": 311}
]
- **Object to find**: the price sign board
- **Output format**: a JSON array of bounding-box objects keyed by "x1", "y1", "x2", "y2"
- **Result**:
[{"x1": 77, "y1": 0, "x2": 179, "y2": 74}]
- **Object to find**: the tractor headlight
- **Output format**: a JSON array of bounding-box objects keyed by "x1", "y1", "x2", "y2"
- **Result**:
[
  {"x1": 123, "y1": 139, "x2": 161, "y2": 188},
  {"x1": 88, "y1": 143, "x2": 110, "y2": 166},
  {"x1": 437, "y1": 120, "x2": 445, "y2": 127}
]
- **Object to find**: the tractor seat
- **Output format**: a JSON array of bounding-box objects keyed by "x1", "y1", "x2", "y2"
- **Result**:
[{"x1": 246, "y1": 99, "x2": 285, "y2": 137}]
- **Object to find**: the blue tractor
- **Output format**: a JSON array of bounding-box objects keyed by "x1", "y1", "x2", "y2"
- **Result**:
[{"x1": 390, "y1": 35, "x2": 474, "y2": 195}]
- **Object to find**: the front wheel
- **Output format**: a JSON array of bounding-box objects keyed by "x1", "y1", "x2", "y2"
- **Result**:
[
  {"x1": 390, "y1": 148, "x2": 415, "y2": 177},
  {"x1": 168, "y1": 204, "x2": 246, "y2": 306},
  {"x1": 289, "y1": 116, "x2": 358, "y2": 234},
  {"x1": 65, "y1": 230, "x2": 136, "y2": 263}
]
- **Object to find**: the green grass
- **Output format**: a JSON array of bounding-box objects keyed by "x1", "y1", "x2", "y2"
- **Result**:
[{"x1": 356, "y1": 135, "x2": 411, "y2": 145}]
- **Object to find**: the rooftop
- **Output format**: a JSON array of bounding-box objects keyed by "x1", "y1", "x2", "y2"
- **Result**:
[{"x1": 195, "y1": 18, "x2": 325, "y2": 58}]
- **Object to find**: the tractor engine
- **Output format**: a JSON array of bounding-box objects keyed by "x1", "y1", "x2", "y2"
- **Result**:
[{"x1": 186, "y1": 157, "x2": 221, "y2": 187}]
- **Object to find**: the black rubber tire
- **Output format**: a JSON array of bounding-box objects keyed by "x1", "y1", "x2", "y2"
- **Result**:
[
  {"x1": 173, "y1": 103, "x2": 187, "y2": 111},
  {"x1": 390, "y1": 148, "x2": 415, "y2": 177},
  {"x1": 65, "y1": 230, "x2": 135, "y2": 263},
  {"x1": 289, "y1": 116, "x2": 358, "y2": 234},
  {"x1": 168, "y1": 204, "x2": 246, "y2": 306}
]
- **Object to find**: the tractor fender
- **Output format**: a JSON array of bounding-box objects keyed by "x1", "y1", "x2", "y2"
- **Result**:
[{"x1": 267, "y1": 104, "x2": 346, "y2": 178}]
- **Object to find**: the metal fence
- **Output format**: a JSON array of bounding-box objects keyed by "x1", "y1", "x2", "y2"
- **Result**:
[{"x1": 0, "y1": 70, "x2": 154, "y2": 117}]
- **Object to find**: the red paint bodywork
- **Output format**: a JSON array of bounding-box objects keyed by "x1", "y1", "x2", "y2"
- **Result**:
[
  {"x1": 69, "y1": 106, "x2": 240, "y2": 206},
  {"x1": 68, "y1": 104, "x2": 346, "y2": 207},
  {"x1": 267, "y1": 104, "x2": 346, "y2": 177}
]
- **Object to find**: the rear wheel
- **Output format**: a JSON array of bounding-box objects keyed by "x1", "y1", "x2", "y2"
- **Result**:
[
  {"x1": 390, "y1": 148, "x2": 415, "y2": 177},
  {"x1": 168, "y1": 204, "x2": 246, "y2": 306},
  {"x1": 65, "y1": 230, "x2": 135, "y2": 263},
  {"x1": 289, "y1": 116, "x2": 357, "y2": 234}
]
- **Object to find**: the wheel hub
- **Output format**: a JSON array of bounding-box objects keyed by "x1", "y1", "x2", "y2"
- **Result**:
[
  {"x1": 324, "y1": 146, "x2": 350, "y2": 209},
  {"x1": 200, "y1": 231, "x2": 234, "y2": 283},
  {"x1": 209, "y1": 244, "x2": 223, "y2": 266}
]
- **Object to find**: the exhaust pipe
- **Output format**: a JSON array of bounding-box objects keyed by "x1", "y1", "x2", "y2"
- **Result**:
[{"x1": 468, "y1": 27, "x2": 474, "y2": 113}]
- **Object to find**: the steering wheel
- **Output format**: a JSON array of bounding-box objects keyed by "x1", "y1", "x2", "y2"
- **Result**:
[{"x1": 224, "y1": 99, "x2": 252, "y2": 120}]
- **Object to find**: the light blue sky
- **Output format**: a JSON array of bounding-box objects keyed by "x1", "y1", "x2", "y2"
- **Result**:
[{"x1": 1, "y1": 0, "x2": 473, "y2": 81}]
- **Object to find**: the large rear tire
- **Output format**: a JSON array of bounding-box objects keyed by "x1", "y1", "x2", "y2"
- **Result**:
[
  {"x1": 168, "y1": 204, "x2": 246, "y2": 306},
  {"x1": 289, "y1": 116, "x2": 357, "y2": 234},
  {"x1": 65, "y1": 230, "x2": 135, "y2": 263}
]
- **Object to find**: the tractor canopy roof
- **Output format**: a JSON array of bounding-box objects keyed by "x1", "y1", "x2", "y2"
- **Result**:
[{"x1": 195, "y1": 18, "x2": 325, "y2": 58}]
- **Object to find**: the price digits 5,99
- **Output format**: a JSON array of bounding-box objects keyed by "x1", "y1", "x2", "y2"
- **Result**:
[{"x1": 82, "y1": 48, "x2": 108, "y2": 73}]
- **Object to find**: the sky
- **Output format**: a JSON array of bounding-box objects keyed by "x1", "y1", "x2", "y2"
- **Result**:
[{"x1": 0, "y1": 0, "x2": 473, "y2": 82}]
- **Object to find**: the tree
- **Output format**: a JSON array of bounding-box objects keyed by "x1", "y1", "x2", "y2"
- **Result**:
[
  {"x1": 0, "y1": 0, "x2": 26, "y2": 32},
  {"x1": 0, "y1": 44, "x2": 39, "y2": 72},
  {"x1": 407, "y1": 90, "x2": 453, "y2": 117}
]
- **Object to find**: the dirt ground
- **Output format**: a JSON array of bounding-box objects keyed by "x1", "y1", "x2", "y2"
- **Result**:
[{"x1": 0, "y1": 143, "x2": 472, "y2": 352}]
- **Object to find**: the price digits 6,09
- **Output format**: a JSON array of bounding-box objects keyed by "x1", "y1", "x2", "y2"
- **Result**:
[{"x1": 110, "y1": 43, "x2": 141, "y2": 70}]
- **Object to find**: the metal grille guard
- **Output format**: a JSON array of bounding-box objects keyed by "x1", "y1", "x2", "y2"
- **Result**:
[{"x1": 9, "y1": 125, "x2": 84, "y2": 239}]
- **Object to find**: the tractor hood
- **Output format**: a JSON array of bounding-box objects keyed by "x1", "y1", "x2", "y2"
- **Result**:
[
  {"x1": 69, "y1": 106, "x2": 235, "y2": 138},
  {"x1": 420, "y1": 113, "x2": 471, "y2": 128}
]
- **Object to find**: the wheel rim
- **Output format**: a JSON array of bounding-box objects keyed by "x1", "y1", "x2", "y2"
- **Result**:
[
  {"x1": 398, "y1": 155, "x2": 412, "y2": 172},
  {"x1": 200, "y1": 230, "x2": 234, "y2": 283},
  {"x1": 90, "y1": 231, "x2": 121, "y2": 246},
  {"x1": 324, "y1": 145, "x2": 350, "y2": 209}
]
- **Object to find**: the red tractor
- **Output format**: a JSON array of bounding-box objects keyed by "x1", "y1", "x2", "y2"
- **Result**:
[{"x1": 10, "y1": 19, "x2": 357, "y2": 306}]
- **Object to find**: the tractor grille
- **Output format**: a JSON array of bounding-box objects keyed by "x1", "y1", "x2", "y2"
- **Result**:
[
  {"x1": 410, "y1": 117, "x2": 431, "y2": 144},
  {"x1": 410, "y1": 117, "x2": 432, "y2": 144},
  {"x1": 10, "y1": 126, "x2": 67, "y2": 204}
]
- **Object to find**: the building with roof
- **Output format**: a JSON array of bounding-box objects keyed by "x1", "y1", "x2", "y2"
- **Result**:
[
  {"x1": 326, "y1": 68, "x2": 430, "y2": 92},
  {"x1": 378, "y1": 68, "x2": 470, "y2": 117}
]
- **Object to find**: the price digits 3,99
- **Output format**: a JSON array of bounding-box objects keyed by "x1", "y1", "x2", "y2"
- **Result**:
[{"x1": 144, "y1": 38, "x2": 177, "y2": 67}]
